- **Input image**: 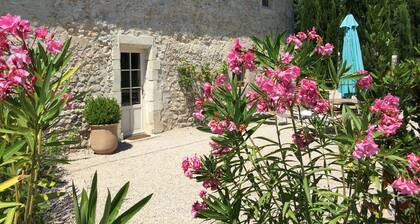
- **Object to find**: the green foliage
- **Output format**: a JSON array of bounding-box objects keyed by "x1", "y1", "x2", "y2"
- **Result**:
[
  {"x1": 188, "y1": 33, "x2": 420, "y2": 223},
  {"x1": 0, "y1": 32, "x2": 80, "y2": 223},
  {"x1": 294, "y1": 0, "x2": 418, "y2": 74},
  {"x1": 177, "y1": 62, "x2": 217, "y2": 91},
  {"x1": 72, "y1": 172, "x2": 152, "y2": 224},
  {"x1": 83, "y1": 97, "x2": 121, "y2": 125}
]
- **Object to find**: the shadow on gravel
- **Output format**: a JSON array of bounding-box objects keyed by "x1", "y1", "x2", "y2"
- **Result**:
[{"x1": 113, "y1": 142, "x2": 133, "y2": 154}]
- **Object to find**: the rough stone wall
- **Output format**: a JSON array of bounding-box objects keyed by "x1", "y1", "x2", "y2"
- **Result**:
[{"x1": 1, "y1": 0, "x2": 294, "y2": 133}]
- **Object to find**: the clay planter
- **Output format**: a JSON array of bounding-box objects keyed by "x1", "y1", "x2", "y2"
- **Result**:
[{"x1": 89, "y1": 123, "x2": 119, "y2": 154}]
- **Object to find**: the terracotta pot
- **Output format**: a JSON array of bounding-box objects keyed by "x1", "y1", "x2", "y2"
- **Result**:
[{"x1": 89, "y1": 123, "x2": 119, "y2": 154}]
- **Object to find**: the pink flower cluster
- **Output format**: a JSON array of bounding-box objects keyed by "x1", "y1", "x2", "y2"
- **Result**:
[
  {"x1": 208, "y1": 118, "x2": 237, "y2": 135},
  {"x1": 248, "y1": 66, "x2": 300, "y2": 113},
  {"x1": 292, "y1": 130, "x2": 314, "y2": 149},
  {"x1": 296, "y1": 79, "x2": 330, "y2": 114},
  {"x1": 63, "y1": 92, "x2": 75, "y2": 109},
  {"x1": 191, "y1": 201, "x2": 208, "y2": 218},
  {"x1": 209, "y1": 140, "x2": 230, "y2": 156},
  {"x1": 391, "y1": 152, "x2": 420, "y2": 195},
  {"x1": 286, "y1": 27, "x2": 334, "y2": 56},
  {"x1": 192, "y1": 97, "x2": 205, "y2": 121},
  {"x1": 316, "y1": 43, "x2": 334, "y2": 56},
  {"x1": 280, "y1": 52, "x2": 293, "y2": 64},
  {"x1": 227, "y1": 38, "x2": 256, "y2": 75},
  {"x1": 0, "y1": 14, "x2": 64, "y2": 101},
  {"x1": 352, "y1": 125, "x2": 379, "y2": 159},
  {"x1": 181, "y1": 155, "x2": 202, "y2": 179},
  {"x1": 356, "y1": 70, "x2": 372, "y2": 89},
  {"x1": 392, "y1": 177, "x2": 420, "y2": 195},
  {"x1": 193, "y1": 74, "x2": 232, "y2": 121},
  {"x1": 370, "y1": 94, "x2": 402, "y2": 136},
  {"x1": 407, "y1": 152, "x2": 420, "y2": 173}
]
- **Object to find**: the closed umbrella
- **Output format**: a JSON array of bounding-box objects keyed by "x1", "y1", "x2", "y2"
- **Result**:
[{"x1": 338, "y1": 14, "x2": 364, "y2": 98}]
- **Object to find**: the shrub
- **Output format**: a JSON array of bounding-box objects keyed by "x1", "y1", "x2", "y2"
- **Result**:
[
  {"x1": 0, "y1": 13, "x2": 79, "y2": 223},
  {"x1": 182, "y1": 30, "x2": 420, "y2": 223},
  {"x1": 83, "y1": 97, "x2": 121, "y2": 125}
]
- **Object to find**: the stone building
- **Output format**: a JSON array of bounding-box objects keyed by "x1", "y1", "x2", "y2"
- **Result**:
[{"x1": 1, "y1": 0, "x2": 294, "y2": 138}]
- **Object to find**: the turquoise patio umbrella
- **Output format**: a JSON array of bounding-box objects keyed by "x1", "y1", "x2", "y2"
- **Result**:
[{"x1": 338, "y1": 14, "x2": 364, "y2": 97}]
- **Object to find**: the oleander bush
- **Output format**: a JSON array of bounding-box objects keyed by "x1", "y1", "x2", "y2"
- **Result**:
[
  {"x1": 0, "y1": 13, "x2": 80, "y2": 223},
  {"x1": 83, "y1": 97, "x2": 121, "y2": 125},
  {"x1": 182, "y1": 28, "x2": 420, "y2": 223}
]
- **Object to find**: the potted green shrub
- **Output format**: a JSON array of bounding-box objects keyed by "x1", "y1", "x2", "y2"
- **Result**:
[{"x1": 83, "y1": 97, "x2": 121, "y2": 154}]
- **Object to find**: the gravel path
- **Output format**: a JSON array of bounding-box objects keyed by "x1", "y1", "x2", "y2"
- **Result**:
[{"x1": 63, "y1": 124, "x2": 294, "y2": 223}]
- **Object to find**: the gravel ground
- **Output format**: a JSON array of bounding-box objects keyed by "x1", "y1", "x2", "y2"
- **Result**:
[{"x1": 61, "y1": 124, "x2": 294, "y2": 224}]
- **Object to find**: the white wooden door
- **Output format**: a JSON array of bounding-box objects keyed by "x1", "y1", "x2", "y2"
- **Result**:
[{"x1": 120, "y1": 52, "x2": 144, "y2": 137}]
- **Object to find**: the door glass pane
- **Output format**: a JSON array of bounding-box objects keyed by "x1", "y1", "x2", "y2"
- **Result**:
[
  {"x1": 131, "y1": 53, "x2": 140, "y2": 69},
  {"x1": 131, "y1": 70, "x2": 140, "y2": 87},
  {"x1": 121, "y1": 71, "x2": 130, "y2": 88},
  {"x1": 121, "y1": 89, "x2": 131, "y2": 106},
  {"x1": 132, "y1": 88, "x2": 141, "y2": 105},
  {"x1": 121, "y1": 53, "x2": 130, "y2": 69}
]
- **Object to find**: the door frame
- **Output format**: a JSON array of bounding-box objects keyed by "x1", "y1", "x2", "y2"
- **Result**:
[{"x1": 111, "y1": 35, "x2": 164, "y2": 138}]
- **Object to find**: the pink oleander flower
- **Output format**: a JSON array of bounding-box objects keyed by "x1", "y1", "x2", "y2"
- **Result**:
[
  {"x1": 352, "y1": 125, "x2": 379, "y2": 159},
  {"x1": 191, "y1": 155, "x2": 202, "y2": 171},
  {"x1": 15, "y1": 19, "x2": 32, "y2": 38},
  {"x1": 63, "y1": 92, "x2": 75, "y2": 109},
  {"x1": 34, "y1": 26, "x2": 48, "y2": 39},
  {"x1": 297, "y1": 31, "x2": 307, "y2": 40},
  {"x1": 232, "y1": 38, "x2": 243, "y2": 51},
  {"x1": 227, "y1": 121, "x2": 237, "y2": 132},
  {"x1": 203, "y1": 82, "x2": 213, "y2": 99},
  {"x1": 313, "y1": 99, "x2": 330, "y2": 114},
  {"x1": 307, "y1": 27, "x2": 319, "y2": 40},
  {"x1": 370, "y1": 94, "x2": 402, "y2": 136},
  {"x1": 376, "y1": 114, "x2": 402, "y2": 136},
  {"x1": 195, "y1": 97, "x2": 203, "y2": 108},
  {"x1": 181, "y1": 157, "x2": 190, "y2": 172},
  {"x1": 191, "y1": 201, "x2": 208, "y2": 218},
  {"x1": 407, "y1": 152, "x2": 420, "y2": 173},
  {"x1": 0, "y1": 31, "x2": 9, "y2": 52},
  {"x1": 316, "y1": 43, "x2": 334, "y2": 56},
  {"x1": 193, "y1": 109, "x2": 205, "y2": 121},
  {"x1": 8, "y1": 47, "x2": 31, "y2": 69},
  {"x1": 215, "y1": 74, "x2": 226, "y2": 85},
  {"x1": 209, "y1": 140, "x2": 230, "y2": 156},
  {"x1": 286, "y1": 34, "x2": 302, "y2": 49},
  {"x1": 45, "y1": 33, "x2": 63, "y2": 54},
  {"x1": 281, "y1": 52, "x2": 293, "y2": 64},
  {"x1": 370, "y1": 94, "x2": 400, "y2": 114},
  {"x1": 184, "y1": 170, "x2": 193, "y2": 179},
  {"x1": 292, "y1": 130, "x2": 314, "y2": 149},
  {"x1": 297, "y1": 79, "x2": 319, "y2": 108},
  {"x1": 0, "y1": 58, "x2": 8, "y2": 70},
  {"x1": 208, "y1": 118, "x2": 225, "y2": 134},
  {"x1": 0, "y1": 14, "x2": 21, "y2": 33},
  {"x1": 0, "y1": 76, "x2": 13, "y2": 100},
  {"x1": 357, "y1": 74, "x2": 373, "y2": 89},
  {"x1": 8, "y1": 68, "x2": 29, "y2": 86},
  {"x1": 281, "y1": 65, "x2": 300, "y2": 81},
  {"x1": 392, "y1": 177, "x2": 420, "y2": 195},
  {"x1": 199, "y1": 190, "x2": 207, "y2": 199},
  {"x1": 203, "y1": 178, "x2": 218, "y2": 190},
  {"x1": 242, "y1": 50, "x2": 256, "y2": 71}
]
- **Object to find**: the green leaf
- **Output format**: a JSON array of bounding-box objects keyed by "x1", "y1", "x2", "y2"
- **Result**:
[
  {"x1": 0, "y1": 202, "x2": 23, "y2": 209},
  {"x1": 0, "y1": 175, "x2": 26, "y2": 192},
  {"x1": 108, "y1": 182, "x2": 129, "y2": 222},
  {"x1": 99, "y1": 190, "x2": 112, "y2": 224},
  {"x1": 88, "y1": 172, "x2": 98, "y2": 224},
  {"x1": 113, "y1": 193, "x2": 153, "y2": 224},
  {"x1": 4, "y1": 207, "x2": 16, "y2": 224}
]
